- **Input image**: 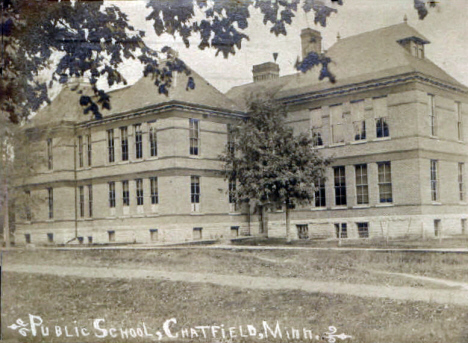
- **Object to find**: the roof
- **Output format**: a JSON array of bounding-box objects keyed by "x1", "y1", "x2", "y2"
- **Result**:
[
  {"x1": 226, "y1": 23, "x2": 466, "y2": 103},
  {"x1": 32, "y1": 66, "x2": 242, "y2": 126}
]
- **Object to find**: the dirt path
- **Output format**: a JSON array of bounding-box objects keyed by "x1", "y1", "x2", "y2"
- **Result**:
[{"x1": 5, "y1": 263, "x2": 468, "y2": 307}]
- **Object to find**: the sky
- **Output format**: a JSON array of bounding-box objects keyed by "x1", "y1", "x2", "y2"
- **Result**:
[{"x1": 105, "y1": 0, "x2": 468, "y2": 93}]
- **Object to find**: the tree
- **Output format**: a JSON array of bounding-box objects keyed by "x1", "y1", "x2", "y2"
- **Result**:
[
  {"x1": 1, "y1": 0, "x2": 437, "y2": 122},
  {"x1": 221, "y1": 96, "x2": 330, "y2": 241}
]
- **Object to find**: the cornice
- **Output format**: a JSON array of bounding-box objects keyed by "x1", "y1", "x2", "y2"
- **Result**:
[{"x1": 280, "y1": 72, "x2": 468, "y2": 105}]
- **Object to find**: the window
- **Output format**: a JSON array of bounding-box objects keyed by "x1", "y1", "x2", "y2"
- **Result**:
[
  {"x1": 297, "y1": 224, "x2": 309, "y2": 239},
  {"x1": 88, "y1": 236, "x2": 93, "y2": 244},
  {"x1": 47, "y1": 233, "x2": 54, "y2": 243},
  {"x1": 149, "y1": 121, "x2": 158, "y2": 157},
  {"x1": 25, "y1": 234, "x2": 31, "y2": 244},
  {"x1": 78, "y1": 136, "x2": 83, "y2": 168},
  {"x1": 330, "y1": 104, "x2": 344, "y2": 144},
  {"x1": 459, "y1": 163, "x2": 465, "y2": 201},
  {"x1": 335, "y1": 223, "x2": 347, "y2": 239},
  {"x1": 430, "y1": 160, "x2": 438, "y2": 202},
  {"x1": 108, "y1": 182, "x2": 116, "y2": 208},
  {"x1": 86, "y1": 134, "x2": 92, "y2": 166},
  {"x1": 334, "y1": 166, "x2": 347, "y2": 206},
  {"x1": 227, "y1": 124, "x2": 236, "y2": 154},
  {"x1": 429, "y1": 94, "x2": 436, "y2": 136},
  {"x1": 134, "y1": 124, "x2": 143, "y2": 159},
  {"x1": 79, "y1": 186, "x2": 85, "y2": 218},
  {"x1": 136, "y1": 179, "x2": 144, "y2": 206},
  {"x1": 47, "y1": 188, "x2": 53, "y2": 219},
  {"x1": 122, "y1": 180, "x2": 130, "y2": 206},
  {"x1": 462, "y1": 219, "x2": 467, "y2": 235},
  {"x1": 231, "y1": 226, "x2": 239, "y2": 238},
  {"x1": 353, "y1": 120, "x2": 366, "y2": 141},
  {"x1": 150, "y1": 177, "x2": 159, "y2": 204},
  {"x1": 191, "y1": 176, "x2": 200, "y2": 204},
  {"x1": 88, "y1": 185, "x2": 93, "y2": 217},
  {"x1": 78, "y1": 236, "x2": 84, "y2": 244},
  {"x1": 378, "y1": 162, "x2": 393, "y2": 203},
  {"x1": 315, "y1": 179, "x2": 326, "y2": 207},
  {"x1": 311, "y1": 127, "x2": 323, "y2": 147},
  {"x1": 357, "y1": 222, "x2": 369, "y2": 238},
  {"x1": 457, "y1": 102, "x2": 463, "y2": 141},
  {"x1": 434, "y1": 219, "x2": 441, "y2": 237},
  {"x1": 189, "y1": 118, "x2": 200, "y2": 155},
  {"x1": 25, "y1": 190, "x2": 32, "y2": 221},
  {"x1": 150, "y1": 229, "x2": 158, "y2": 241},
  {"x1": 355, "y1": 164, "x2": 369, "y2": 205},
  {"x1": 376, "y1": 118, "x2": 389, "y2": 138},
  {"x1": 229, "y1": 177, "x2": 237, "y2": 211},
  {"x1": 108, "y1": 230, "x2": 115, "y2": 242},
  {"x1": 120, "y1": 127, "x2": 128, "y2": 161},
  {"x1": 47, "y1": 138, "x2": 53, "y2": 170},
  {"x1": 193, "y1": 227, "x2": 202, "y2": 240},
  {"x1": 107, "y1": 129, "x2": 115, "y2": 163}
]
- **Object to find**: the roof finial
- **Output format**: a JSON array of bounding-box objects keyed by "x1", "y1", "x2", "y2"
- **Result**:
[
  {"x1": 404, "y1": 14, "x2": 408, "y2": 23},
  {"x1": 337, "y1": 32, "x2": 341, "y2": 40}
]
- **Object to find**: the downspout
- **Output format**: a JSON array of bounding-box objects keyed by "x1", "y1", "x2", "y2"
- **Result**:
[{"x1": 74, "y1": 127, "x2": 78, "y2": 239}]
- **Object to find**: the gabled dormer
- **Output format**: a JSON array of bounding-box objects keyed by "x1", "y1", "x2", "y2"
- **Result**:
[{"x1": 397, "y1": 35, "x2": 430, "y2": 59}]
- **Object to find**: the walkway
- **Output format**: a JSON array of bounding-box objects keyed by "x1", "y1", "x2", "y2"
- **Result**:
[{"x1": 5, "y1": 263, "x2": 468, "y2": 307}]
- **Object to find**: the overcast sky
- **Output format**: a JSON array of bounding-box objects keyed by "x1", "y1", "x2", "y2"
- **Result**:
[{"x1": 108, "y1": 0, "x2": 468, "y2": 93}]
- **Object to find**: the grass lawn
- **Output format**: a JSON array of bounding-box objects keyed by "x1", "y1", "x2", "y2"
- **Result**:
[{"x1": 3, "y1": 272, "x2": 468, "y2": 343}]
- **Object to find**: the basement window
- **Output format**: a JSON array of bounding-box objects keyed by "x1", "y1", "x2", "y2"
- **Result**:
[
  {"x1": 297, "y1": 224, "x2": 309, "y2": 239},
  {"x1": 88, "y1": 236, "x2": 93, "y2": 244},
  {"x1": 25, "y1": 234, "x2": 31, "y2": 244},
  {"x1": 193, "y1": 227, "x2": 203, "y2": 240},
  {"x1": 47, "y1": 233, "x2": 54, "y2": 243},
  {"x1": 230, "y1": 226, "x2": 239, "y2": 238},
  {"x1": 357, "y1": 222, "x2": 369, "y2": 238},
  {"x1": 335, "y1": 223, "x2": 348, "y2": 239},
  {"x1": 78, "y1": 237, "x2": 84, "y2": 244},
  {"x1": 150, "y1": 229, "x2": 159, "y2": 242},
  {"x1": 108, "y1": 230, "x2": 116, "y2": 242}
]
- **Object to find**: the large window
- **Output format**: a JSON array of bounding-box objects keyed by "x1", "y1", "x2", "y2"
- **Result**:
[
  {"x1": 86, "y1": 134, "x2": 92, "y2": 166},
  {"x1": 378, "y1": 162, "x2": 393, "y2": 203},
  {"x1": 150, "y1": 177, "x2": 159, "y2": 204},
  {"x1": 229, "y1": 177, "x2": 237, "y2": 211},
  {"x1": 227, "y1": 124, "x2": 236, "y2": 154},
  {"x1": 189, "y1": 118, "x2": 200, "y2": 155},
  {"x1": 136, "y1": 179, "x2": 144, "y2": 206},
  {"x1": 88, "y1": 185, "x2": 93, "y2": 217},
  {"x1": 335, "y1": 223, "x2": 347, "y2": 239},
  {"x1": 460, "y1": 163, "x2": 465, "y2": 201},
  {"x1": 134, "y1": 124, "x2": 143, "y2": 159},
  {"x1": 315, "y1": 179, "x2": 326, "y2": 207},
  {"x1": 191, "y1": 176, "x2": 200, "y2": 211},
  {"x1": 457, "y1": 102, "x2": 463, "y2": 141},
  {"x1": 376, "y1": 118, "x2": 389, "y2": 138},
  {"x1": 120, "y1": 127, "x2": 129, "y2": 161},
  {"x1": 108, "y1": 182, "x2": 116, "y2": 208},
  {"x1": 47, "y1": 138, "x2": 53, "y2": 170},
  {"x1": 334, "y1": 166, "x2": 347, "y2": 206},
  {"x1": 311, "y1": 127, "x2": 324, "y2": 147},
  {"x1": 78, "y1": 135, "x2": 83, "y2": 168},
  {"x1": 149, "y1": 121, "x2": 158, "y2": 157},
  {"x1": 430, "y1": 160, "x2": 438, "y2": 202},
  {"x1": 79, "y1": 186, "x2": 84, "y2": 217},
  {"x1": 47, "y1": 188, "x2": 53, "y2": 219},
  {"x1": 355, "y1": 164, "x2": 369, "y2": 205},
  {"x1": 429, "y1": 94, "x2": 437, "y2": 136},
  {"x1": 353, "y1": 121, "x2": 366, "y2": 141},
  {"x1": 122, "y1": 180, "x2": 130, "y2": 206},
  {"x1": 107, "y1": 129, "x2": 115, "y2": 163},
  {"x1": 357, "y1": 222, "x2": 369, "y2": 238}
]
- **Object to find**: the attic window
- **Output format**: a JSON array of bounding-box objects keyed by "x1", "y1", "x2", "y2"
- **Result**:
[{"x1": 397, "y1": 36, "x2": 428, "y2": 59}]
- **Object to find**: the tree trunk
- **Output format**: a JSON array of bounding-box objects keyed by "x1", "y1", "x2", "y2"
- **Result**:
[
  {"x1": 260, "y1": 205, "x2": 269, "y2": 237},
  {"x1": 285, "y1": 205, "x2": 291, "y2": 243},
  {"x1": 3, "y1": 184, "x2": 10, "y2": 248}
]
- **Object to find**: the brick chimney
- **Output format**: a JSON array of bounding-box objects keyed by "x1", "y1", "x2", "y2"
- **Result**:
[
  {"x1": 252, "y1": 62, "x2": 280, "y2": 82},
  {"x1": 301, "y1": 28, "x2": 322, "y2": 58}
]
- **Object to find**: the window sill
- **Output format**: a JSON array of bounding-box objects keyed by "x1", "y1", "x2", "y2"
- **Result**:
[
  {"x1": 313, "y1": 145, "x2": 325, "y2": 149},
  {"x1": 311, "y1": 207, "x2": 327, "y2": 211},
  {"x1": 375, "y1": 203, "x2": 394, "y2": 207},
  {"x1": 373, "y1": 137, "x2": 391, "y2": 142},
  {"x1": 431, "y1": 202, "x2": 442, "y2": 206},
  {"x1": 229, "y1": 212, "x2": 242, "y2": 216},
  {"x1": 117, "y1": 161, "x2": 130, "y2": 165},
  {"x1": 331, "y1": 206, "x2": 348, "y2": 210},
  {"x1": 329, "y1": 143, "x2": 345, "y2": 147},
  {"x1": 189, "y1": 155, "x2": 201, "y2": 159},
  {"x1": 353, "y1": 205, "x2": 370, "y2": 209},
  {"x1": 350, "y1": 140, "x2": 367, "y2": 145}
]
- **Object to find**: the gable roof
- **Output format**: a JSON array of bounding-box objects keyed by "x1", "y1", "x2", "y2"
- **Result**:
[
  {"x1": 226, "y1": 23, "x2": 467, "y2": 103},
  {"x1": 32, "y1": 66, "x2": 242, "y2": 126}
]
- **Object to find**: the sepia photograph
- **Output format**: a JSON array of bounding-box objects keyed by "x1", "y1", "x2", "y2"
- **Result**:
[{"x1": 1, "y1": 0, "x2": 468, "y2": 342}]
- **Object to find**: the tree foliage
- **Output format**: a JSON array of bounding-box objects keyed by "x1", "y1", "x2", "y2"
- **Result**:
[
  {"x1": 1, "y1": 0, "x2": 437, "y2": 122},
  {"x1": 221, "y1": 96, "x2": 331, "y2": 238}
]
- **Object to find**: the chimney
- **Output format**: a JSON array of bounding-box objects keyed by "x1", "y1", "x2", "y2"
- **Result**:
[
  {"x1": 301, "y1": 28, "x2": 322, "y2": 58},
  {"x1": 252, "y1": 62, "x2": 280, "y2": 82}
]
